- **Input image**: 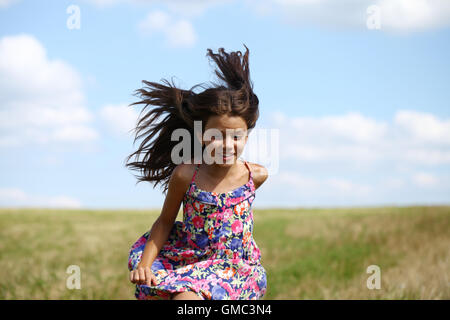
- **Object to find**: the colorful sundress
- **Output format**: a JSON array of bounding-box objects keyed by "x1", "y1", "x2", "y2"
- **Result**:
[{"x1": 127, "y1": 160, "x2": 267, "y2": 300}]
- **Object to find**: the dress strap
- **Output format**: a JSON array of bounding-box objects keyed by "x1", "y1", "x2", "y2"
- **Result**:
[
  {"x1": 243, "y1": 160, "x2": 252, "y2": 178},
  {"x1": 243, "y1": 160, "x2": 255, "y2": 192},
  {"x1": 191, "y1": 163, "x2": 200, "y2": 183}
]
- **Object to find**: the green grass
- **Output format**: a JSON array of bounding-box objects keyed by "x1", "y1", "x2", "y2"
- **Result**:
[{"x1": 0, "y1": 206, "x2": 449, "y2": 299}]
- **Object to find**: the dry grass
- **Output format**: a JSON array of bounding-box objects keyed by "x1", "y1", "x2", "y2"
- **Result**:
[{"x1": 0, "y1": 206, "x2": 448, "y2": 299}]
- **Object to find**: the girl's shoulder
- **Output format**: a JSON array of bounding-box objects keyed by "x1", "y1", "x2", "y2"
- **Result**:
[
  {"x1": 169, "y1": 163, "x2": 195, "y2": 198},
  {"x1": 172, "y1": 163, "x2": 197, "y2": 183},
  {"x1": 246, "y1": 161, "x2": 269, "y2": 190}
]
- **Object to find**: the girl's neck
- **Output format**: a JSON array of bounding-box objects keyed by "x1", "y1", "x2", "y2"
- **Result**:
[{"x1": 200, "y1": 159, "x2": 243, "y2": 180}]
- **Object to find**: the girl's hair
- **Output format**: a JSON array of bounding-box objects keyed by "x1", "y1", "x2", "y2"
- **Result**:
[{"x1": 124, "y1": 44, "x2": 259, "y2": 195}]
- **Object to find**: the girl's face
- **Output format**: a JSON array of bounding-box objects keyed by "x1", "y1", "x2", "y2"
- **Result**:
[{"x1": 201, "y1": 114, "x2": 248, "y2": 165}]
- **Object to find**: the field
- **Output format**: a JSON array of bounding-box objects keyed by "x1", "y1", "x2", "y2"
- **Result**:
[{"x1": 0, "y1": 206, "x2": 449, "y2": 299}]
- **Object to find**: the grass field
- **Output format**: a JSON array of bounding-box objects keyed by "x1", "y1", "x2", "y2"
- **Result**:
[{"x1": 0, "y1": 206, "x2": 449, "y2": 299}]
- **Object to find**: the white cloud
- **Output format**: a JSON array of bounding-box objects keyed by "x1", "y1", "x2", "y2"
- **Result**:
[
  {"x1": 99, "y1": 103, "x2": 139, "y2": 137},
  {"x1": 268, "y1": 170, "x2": 373, "y2": 197},
  {"x1": 394, "y1": 110, "x2": 450, "y2": 145},
  {"x1": 270, "y1": 109, "x2": 450, "y2": 166},
  {"x1": 166, "y1": 19, "x2": 197, "y2": 47},
  {"x1": 0, "y1": 0, "x2": 19, "y2": 8},
  {"x1": 411, "y1": 172, "x2": 439, "y2": 188},
  {"x1": 274, "y1": 171, "x2": 321, "y2": 190},
  {"x1": 0, "y1": 34, "x2": 98, "y2": 147},
  {"x1": 164, "y1": 0, "x2": 234, "y2": 17},
  {"x1": 80, "y1": 0, "x2": 450, "y2": 33},
  {"x1": 0, "y1": 187, "x2": 82, "y2": 208},
  {"x1": 138, "y1": 10, "x2": 197, "y2": 48},
  {"x1": 326, "y1": 177, "x2": 372, "y2": 195},
  {"x1": 290, "y1": 112, "x2": 388, "y2": 143},
  {"x1": 250, "y1": 109, "x2": 450, "y2": 205},
  {"x1": 138, "y1": 10, "x2": 170, "y2": 33},
  {"x1": 84, "y1": 0, "x2": 234, "y2": 17},
  {"x1": 245, "y1": 0, "x2": 450, "y2": 33},
  {"x1": 378, "y1": 0, "x2": 450, "y2": 32},
  {"x1": 85, "y1": 0, "x2": 123, "y2": 7}
]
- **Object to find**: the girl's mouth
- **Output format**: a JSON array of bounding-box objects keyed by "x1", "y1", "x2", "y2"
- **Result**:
[{"x1": 219, "y1": 153, "x2": 235, "y2": 162}]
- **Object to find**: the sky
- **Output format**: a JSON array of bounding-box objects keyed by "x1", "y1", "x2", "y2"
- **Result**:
[{"x1": 0, "y1": 0, "x2": 449, "y2": 209}]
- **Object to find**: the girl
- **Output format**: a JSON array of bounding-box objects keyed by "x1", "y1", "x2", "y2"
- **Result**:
[{"x1": 126, "y1": 45, "x2": 268, "y2": 300}]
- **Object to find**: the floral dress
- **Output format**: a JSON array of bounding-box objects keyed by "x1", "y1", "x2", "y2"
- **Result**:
[{"x1": 128, "y1": 160, "x2": 267, "y2": 300}]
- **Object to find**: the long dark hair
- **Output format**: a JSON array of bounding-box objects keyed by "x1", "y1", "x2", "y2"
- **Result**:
[{"x1": 124, "y1": 44, "x2": 259, "y2": 195}]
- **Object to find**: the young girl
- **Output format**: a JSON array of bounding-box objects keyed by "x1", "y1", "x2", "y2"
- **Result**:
[{"x1": 126, "y1": 45, "x2": 268, "y2": 300}]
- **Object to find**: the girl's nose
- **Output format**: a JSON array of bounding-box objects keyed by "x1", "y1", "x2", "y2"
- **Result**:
[{"x1": 224, "y1": 135, "x2": 235, "y2": 149}]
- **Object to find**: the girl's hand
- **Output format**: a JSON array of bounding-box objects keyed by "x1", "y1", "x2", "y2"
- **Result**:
[{"x1": 129, "y1": 265, "x2": 158, "y2": 286}]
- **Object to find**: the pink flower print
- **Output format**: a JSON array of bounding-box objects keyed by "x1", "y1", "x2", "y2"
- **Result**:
[
  {"x1": 181, "y1": 249, "x2": 194, "y2": 258},
  {"x1": 175, "y1": 240, "x2": 184, "y2": 248},
  {"x1": 185, "y1": 203, "x2": 193, "y2": 216},
  {"x1": 132, "y1": 235, "x2": 147, "y2": 250},
  {"x1": 192, "y1": 201, "x2": 204, "y2": 212},
  {"x1": 163, "y1": 261, "x2": 174, "y2": 270},
  {"x1": 197, "y1": 279, "x2": 211, "y2": 292},
  {"x1": 186, "y1": 257, "x2": 199, "y2": 265},
  {"x1": 217, "y1": 267, "x2": 236, "y2": 280},
  {"x1": 179, "y1": 276, "x2": 193, "y2": 283},
  {"x1": 211, "y1": 258, "x2": 223, "y2": 266},
  {"x1": 240, "y1": 199, "x2": 248, "y2": 210},
  {"x1": 251, "y1": 247, "x2": 261, "y2": 261},
  {"x1": 231, "y1": 257, "x2": 240, "y2": 264},
  {"x1": 231, "y1": 220, "x2": 243, "y2": 234},
  {"x1": 171, "y1": 255, "x2": 182, "y2": 262},
  {"x1": 206, "y1": 274, "x2": 220, "y2": 286},
  {"x1": 223, "y1": 208, "x2": 232, "y2": 221},
  {"x1": 197, "y1": 260, "x2": 213, "y2": 268},
  {"x1": 208, "y1": 227, "x2": 214, "y2": 240},
  {"x1": 137, "y1": 291, "x2": 147, "y2": 299},
  {"x1": 192, "y1": 216, "x2": 204, "y2": 228},
  {"x1": 215, "y1": 242, "x2": 226, "y2": 250},
  {"x1": 155, "y1": 269, "x2": 168, "y2": 278},
  {"x1": 250, "y1": 279, "x2": 260, "y2": 291},
  {"x1": 208, "y1": 210, "x2": 220, "y2": 220},
  {"x1": 233, "y1": 203, "x2": 245, "y2": 216},
  {"x1": 164, "y1": 274, "x2": 177, "y2": 285},
  {"x1": 242, "y1": 231, "x2": 251, "y2": 246},
  {"x1": 190, "y1": 281, "x2": 201, "y2": 292},
  {"x1": 230, "y1": 288, "x2": 243, "y2": 300},
  {"x1": 239, "y1": 202, "x2": 247, "y2": 214},
  {"x1": 238, "y1": 264, "x2": 252, "y2": 277}
]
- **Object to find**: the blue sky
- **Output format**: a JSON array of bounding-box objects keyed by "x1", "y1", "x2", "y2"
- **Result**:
[{"x1": 1, "y1": 0, "x2": 449, "y2": 209}]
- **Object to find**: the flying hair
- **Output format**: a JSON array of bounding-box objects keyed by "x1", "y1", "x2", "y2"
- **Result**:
[{"x1": 124, "y1": 44, "x2": 259, "y2": 195}]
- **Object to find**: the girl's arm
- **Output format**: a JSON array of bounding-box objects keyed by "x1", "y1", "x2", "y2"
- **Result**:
[
  {"x1": 138, "y1": 165, "x2": 188, "y2": 268},
  {"x1": 130, "y1": 165, "x2": 189, "y2": 286}
]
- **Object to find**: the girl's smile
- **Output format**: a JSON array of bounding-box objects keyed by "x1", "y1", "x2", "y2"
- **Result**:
[{"x1": 200, "y1": 114, "x2": 249, "y2": 166}]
